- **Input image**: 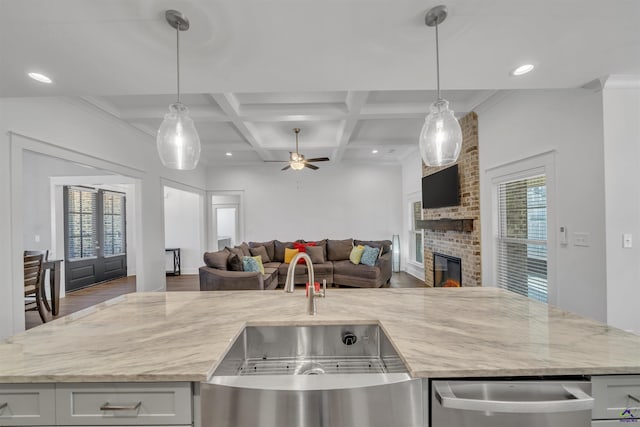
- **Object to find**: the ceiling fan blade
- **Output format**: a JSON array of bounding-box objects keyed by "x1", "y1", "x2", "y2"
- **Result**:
[
  {"x1": 305, "y1": 157, "x2": 330, "y2": 162},
  {"x1": 281, "y1": 165, "x2": 291, "y2": 171},
  {"x1": 264, "y1": 160, "x2": 289, "y2": 163},
  {"x1": 304, "y1": 163, "x2": 319, "y2": 170}
]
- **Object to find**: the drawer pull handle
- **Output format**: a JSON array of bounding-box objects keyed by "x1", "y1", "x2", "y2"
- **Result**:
[
  {"x1": 629, "y1": 394, "x2": 640, "y2": 404},
  {"x1": 100, "y1": 402, "x2": 142, "y2": 411},
  {"x1": 0, "y1": 402, "x2": 7, "y2": 410}
]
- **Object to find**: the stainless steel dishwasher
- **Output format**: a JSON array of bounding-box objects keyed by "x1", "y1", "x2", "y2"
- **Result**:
[{"x1": 431, "y1": 380, "x2": 594, "y2": 427}]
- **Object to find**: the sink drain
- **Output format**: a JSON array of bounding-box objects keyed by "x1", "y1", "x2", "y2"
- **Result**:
[{"x1": 295, "y1": 362, "x2": 326, "y2": 375}]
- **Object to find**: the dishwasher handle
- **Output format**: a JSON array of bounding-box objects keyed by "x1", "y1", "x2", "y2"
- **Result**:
[{"x1": 433, "y1": 382, "x2": 594, "y2": 414}]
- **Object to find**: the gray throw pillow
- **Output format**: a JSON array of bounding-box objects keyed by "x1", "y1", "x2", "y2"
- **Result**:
[
  {"x1": 249, "y1": 245, "x2": 271, "y2": 263},
  {"x1": 327, "y1": 238, "x2": 354, "y2": 261},
  {"x1": 203, "y1": 250, "x2": 229, "y2": 270},
  {"x1": 360, "y1": 245, "x2": 380, "y2": 267},
  {"x1": 306, "y1": 246, "x2": 325, "y2": 264},
  {"x1": 235, "y1": 242, "x2": 251, "y2": 257},
  {"x1": 249, "y1": 240, "x2": 275, "y2": 261},
  {"x1": 227, "y1": 253, "x2": 243, "y2": 271}
]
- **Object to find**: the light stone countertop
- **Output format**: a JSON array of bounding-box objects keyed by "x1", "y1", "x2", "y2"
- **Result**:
[{"x1": 1, "y1": 287, "x2": 640, "y2": 383}]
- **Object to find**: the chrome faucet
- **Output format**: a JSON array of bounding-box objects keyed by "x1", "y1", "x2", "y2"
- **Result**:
[{"x1": 284, "y1": 252, "x2": 325, "y2": 315}]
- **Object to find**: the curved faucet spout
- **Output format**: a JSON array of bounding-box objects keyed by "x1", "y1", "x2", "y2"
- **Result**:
[{"x1": 284, "y1": 252, "x2": 314, "y2": 293}]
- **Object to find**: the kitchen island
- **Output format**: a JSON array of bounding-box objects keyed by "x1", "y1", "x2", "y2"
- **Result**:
[
  {"x1": 2, "y1": 287, "x2": 640, "y2": 382},
  {"x1": 1, "y1": 288, "x2": 640, "y2": 427}
]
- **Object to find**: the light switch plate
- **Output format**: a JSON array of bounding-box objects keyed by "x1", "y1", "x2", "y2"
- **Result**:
[
  {"x1": 623, "y1": 233, "x2": 633, "y2": 248},
  {"x1": 573, "y1": 232, "x2": 590, "y2": 247}
]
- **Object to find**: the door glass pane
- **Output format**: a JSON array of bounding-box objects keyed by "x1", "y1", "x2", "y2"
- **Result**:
[
  {"x1": 217, "y1": 208, "x2": 237, "y2": 248},
  {"x1": 66, "y1": 187, "x2": 97, "y2": 260},
  {"x1": 103, "y1": 191, "x2": 125, "y2": 256}
]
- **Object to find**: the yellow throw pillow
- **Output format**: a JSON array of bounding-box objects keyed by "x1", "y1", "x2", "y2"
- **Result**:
[
  {"x1": 252, "y1": 255, "x2": 265, "y2": 274},
  {"x1": 349, "y1": 245, "x2": 365, "y2": 265},
  {"x1": 284, "y1": 247, "x2": 299, "y2": 264}
]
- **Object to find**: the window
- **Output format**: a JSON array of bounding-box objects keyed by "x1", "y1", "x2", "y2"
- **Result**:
[
  {"x1": 409, "y1": 200, "x2": 424, "y2": 265},
  {"x1": 103, "y1": 191, "x2": 126, "y2": 256},
  {"x1": 66, "y1": 187, "x2": 97, "y2": 260},
  {"x1": 496, "y1": 175, "x2": 548, "y2": 302}
]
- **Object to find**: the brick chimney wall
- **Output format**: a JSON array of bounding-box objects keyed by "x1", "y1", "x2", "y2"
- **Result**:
[{"x1": 422, "y1": 112, "x2": 481, "y2": 286}]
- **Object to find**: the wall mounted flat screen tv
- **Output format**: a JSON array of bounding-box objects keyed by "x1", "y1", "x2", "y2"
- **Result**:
[{"x1": 422, "y1": 164, "x2": 460, "y2": 209}]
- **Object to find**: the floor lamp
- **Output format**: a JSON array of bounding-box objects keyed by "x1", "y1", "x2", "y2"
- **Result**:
[{"x1": 392, "y1": 234, "x2": 401, "y2": 273}]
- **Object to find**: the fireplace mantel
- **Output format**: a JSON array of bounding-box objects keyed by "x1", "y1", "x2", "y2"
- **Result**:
[{"x1": 416, "y1": 218, "x2": 474, "y2": 232}]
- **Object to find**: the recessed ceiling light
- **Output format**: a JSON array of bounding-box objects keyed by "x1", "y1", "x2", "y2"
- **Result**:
[
  {"x1": 372, "y1": 149, "x2": 379, "y2": 154},
  {"x1": 225, "y1": 152, "x2": 232, "y2": 156},
  {"x1": 28, "y1": 72, "x2": 53, "y2": 84},
  {"x1": 511, "y1": 64, "x2": 535, "y2": 76}
]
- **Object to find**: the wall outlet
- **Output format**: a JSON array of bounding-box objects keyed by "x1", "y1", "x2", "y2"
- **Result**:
[
  {"x1": 623, "y1": 233, "x2": 633, "y2": 248},
  {"x1": 573, "y1": 232, "x2": 590, "y2": 247},
  {"x1": 34, "y1": 234, "x2": 40, "y2": 242}
]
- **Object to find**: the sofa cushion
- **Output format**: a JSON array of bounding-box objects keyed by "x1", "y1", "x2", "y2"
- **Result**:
[
  {"x1": 360, "y1": 245, "x2": 380, "y2": 267},
  {"x1": 262, "y1": 267, "x2": 278, "y2": 289},
  {"x1": 355, "y1": 239, "x2": 392, "y2": 255},
  {"x1": 235, "y1": 242, "x2": 252, "y2": 257},
  {"x1": 349, "y1": 245, "x2": 365, "y2": 264},
  {"x1": 333, "y1": 260, "x2": 380, "y2": 280},
  {"x1": 203, "y1": 250, "x2": 229, "y2": 270},
  {"x1": 274, "y1": 240, "x2": 295, "y2": 262},
  {"x1": 228, "y1": 253, "x2": 243, "y2": 271},
  {"x1": 263, "y1": 262, "x2": 281, "y2": 269},
  {"x1": 249, "y1": 245, "x2": 271, "y2": 263},
  {"x1": 327, "y1": 238, "x2": 353, "y2": 261},
  {"x1": 277, "y1": 262, "x2": 333, "y2": 276},
  {"x1": 306, "y1": 246, "x2": 325, "y2": 264},
  {"x1": 249, "y1": 240, "x2": 275, "y2": 261}
]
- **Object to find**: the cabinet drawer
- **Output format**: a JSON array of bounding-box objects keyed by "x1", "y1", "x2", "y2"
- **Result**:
[
  {"x1": 592, "y1": 375, "x2": 640, "y2": 420},
  {"x1": 0, "y1": 384, "x2": 56, "y2": 426},
  {"x1": 56, "y1": 382, "x2": 192, "y2": 425}
]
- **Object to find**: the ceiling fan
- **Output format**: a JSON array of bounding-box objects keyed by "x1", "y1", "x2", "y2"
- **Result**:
[{"x1": 266, "y1": 128, "x2": 330, "y2": 171}]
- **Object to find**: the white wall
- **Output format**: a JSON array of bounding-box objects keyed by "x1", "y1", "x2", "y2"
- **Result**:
[
  {"x1": 207, "y1": 164, "x2": 402, "y2": 242},
  {"x1": 602, "y1": 79, "x2": 640, "y2": 334},
  {"x1": 400, "y1": 148, "x2": 424, "y2": 280},
  {"x1": 478, "y1": 89, "x2": 607, "y2": 322},
  {"x1": 0, "y1": 96, "x2": 207, "y2": 339},
  {"x1": 164, "y1": 186, "x2": 203, "y2": 275}
]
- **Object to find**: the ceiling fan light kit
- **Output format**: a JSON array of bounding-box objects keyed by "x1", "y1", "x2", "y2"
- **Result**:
[
  {"x1": 418, "y1": 4, "x2": 463, "y2": 168},
  {"x1": 266, "y1": 128, "x2": 330, "y2": 171},
  {"x1": 156, "y1": 9, "x2": 201, "y2": 171}
]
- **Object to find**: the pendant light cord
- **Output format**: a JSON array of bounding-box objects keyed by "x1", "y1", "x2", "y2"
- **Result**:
[
  {"x1": 435, "y1": 20, "x2": 441, "y2": 101},
  {"x1": 176, "y1": 25, "x2": 181, "y2": 104}
]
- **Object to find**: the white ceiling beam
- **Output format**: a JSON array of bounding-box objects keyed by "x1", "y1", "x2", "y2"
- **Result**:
[
  {"x1": 208, "y1": 93, "x2": 272, "y2": 160},
  {"x1": 119, "y1": 106, "x2": 228, "y2": 121},
  {"x1": 333, "y1": 91, "x2": 370, "y2": 163},
  {"x1": 462, "y1": 90, "x2": 500, "y2": 112}
]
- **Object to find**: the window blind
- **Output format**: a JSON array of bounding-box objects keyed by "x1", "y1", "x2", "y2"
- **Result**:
[
  {"x1": 66, "y1": 186, "x2": 98, "y2": 260},
  {"x1": 496, "y1": 175, "x2": 548, "y2": 302}
]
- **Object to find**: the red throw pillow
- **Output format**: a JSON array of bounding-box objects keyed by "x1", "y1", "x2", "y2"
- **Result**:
[{"x1": 293, "y1": 242, "x2": 317, "y2": 264}]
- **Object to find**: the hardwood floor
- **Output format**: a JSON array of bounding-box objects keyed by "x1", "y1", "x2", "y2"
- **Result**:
[{"x1": 25, "y1": 272, "x2": 425, "y2": 330}]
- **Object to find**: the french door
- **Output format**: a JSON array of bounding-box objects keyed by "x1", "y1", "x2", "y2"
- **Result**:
[{"x1": 63, "y1": 186, "x2": 127, "y2": 291}]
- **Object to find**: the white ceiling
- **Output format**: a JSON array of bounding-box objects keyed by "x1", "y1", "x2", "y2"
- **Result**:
[{"x1": 2, "y1": 0, "x2": 639, "y2": 166}]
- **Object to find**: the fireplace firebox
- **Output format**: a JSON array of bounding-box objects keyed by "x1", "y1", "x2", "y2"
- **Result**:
[{"x1": 433, "y1": 253, "x2": 462, "y2": 287}]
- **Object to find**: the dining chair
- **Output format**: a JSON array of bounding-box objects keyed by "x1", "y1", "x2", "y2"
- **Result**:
[
  {"x1": 24, "y1": 252, "x2": 48, "y2": 323},
  {"x1": 24, "y1": 249, "x2": 51, "y2": 312}
]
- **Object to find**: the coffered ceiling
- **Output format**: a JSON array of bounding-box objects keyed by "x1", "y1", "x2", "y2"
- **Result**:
[{"x1": 2, "y1": 0, "x2": 639, "y2": 166}]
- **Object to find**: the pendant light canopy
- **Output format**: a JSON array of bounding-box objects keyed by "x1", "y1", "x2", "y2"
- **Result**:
[
  {"x1": 419, "y1": 5, "x2": 462, "y2": 167},
  {"x1": 157, "y1": 10, "x2": 201, "y2": 170}
]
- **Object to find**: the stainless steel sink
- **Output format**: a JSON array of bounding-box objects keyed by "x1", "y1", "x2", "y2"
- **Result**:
[{"x1": 201, "y1": 324, "x2": 423, "y2": 427}]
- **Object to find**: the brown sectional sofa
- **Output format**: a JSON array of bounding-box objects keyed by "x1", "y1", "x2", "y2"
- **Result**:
[{"x1": 199, "y1": 238, "x2": 392, "y2": 291}]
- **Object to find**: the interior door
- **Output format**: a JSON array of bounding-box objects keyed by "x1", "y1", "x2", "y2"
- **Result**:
[
  {"x1": 64, "y1": 186, "x2": 127, "y2": 291},
  {"x1": 214, "y1": 205, "x2": 238, "y2": 249}
]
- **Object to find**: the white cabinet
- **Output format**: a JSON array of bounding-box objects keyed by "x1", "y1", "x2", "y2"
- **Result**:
[
  {"x1": 592, "y1": 375, "x2": 640, "y2": 420},
  {"x1": 55, "y1": 382, "x2": 192, "y2": 426},
  {"x1": 0, "y1": 384, "x2": 56, "y2": 426}
]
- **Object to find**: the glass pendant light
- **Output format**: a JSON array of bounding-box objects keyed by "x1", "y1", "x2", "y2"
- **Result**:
[
  {"x1": 419, "y1": 5, "x2": 462, "y2": 167},
  {"x1": 157, "y1": 10, "x2": 201, "y2": 170}
]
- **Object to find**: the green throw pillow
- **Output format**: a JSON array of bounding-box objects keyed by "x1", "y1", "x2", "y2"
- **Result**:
[{"x1": 349, "y1": 245, "x2": 365, "y2": 265}]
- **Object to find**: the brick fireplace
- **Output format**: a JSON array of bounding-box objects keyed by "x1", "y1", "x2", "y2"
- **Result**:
[{"x1": 420, "y1": 112, "x2": 481, "y2": 287}]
